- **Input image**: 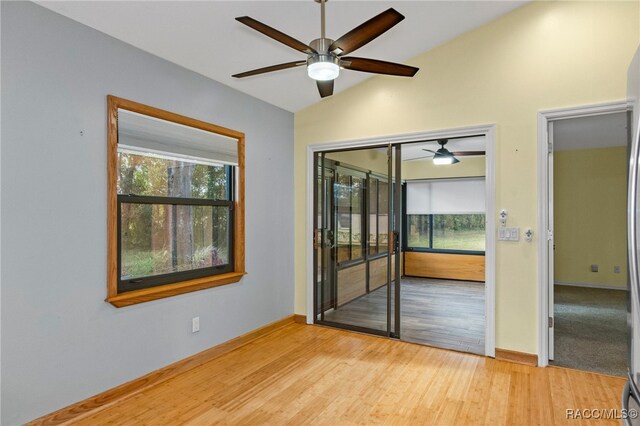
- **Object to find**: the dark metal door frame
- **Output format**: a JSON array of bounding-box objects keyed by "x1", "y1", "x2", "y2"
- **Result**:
[{"x1": 313, "y1": 144, "x2": 402, "y2": 339}]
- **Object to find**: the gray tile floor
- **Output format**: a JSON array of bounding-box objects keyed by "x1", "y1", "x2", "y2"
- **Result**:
[{"x1": 324, "y1": 277, "x2": 485, "y2": 355}]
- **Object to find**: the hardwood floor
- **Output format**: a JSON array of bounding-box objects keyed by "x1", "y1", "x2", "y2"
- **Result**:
[
  {"x1": 402, "y1": 278, "x2": 484, "y2": 354},
  {"x1": 324, "y1": 278, "x2": 485, "y2": 354},
  {"x1": 71, "y1": 323, "x2": 625, "y2": 425}
]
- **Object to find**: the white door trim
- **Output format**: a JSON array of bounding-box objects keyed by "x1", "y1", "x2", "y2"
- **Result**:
[
  {"x1": 305, "y1": 124, "x2": 497, "y2": 358},
  {"x1": 537, "y1": 100, "x2": 628, "y2": 367}
]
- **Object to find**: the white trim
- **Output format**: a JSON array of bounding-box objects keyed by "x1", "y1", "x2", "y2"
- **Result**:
[
  {"x1": 537, "y1": 100, "x2": 628, "y2": 367},
  {"x1": 555, "y1": 281, "x2": 628, "y2": 291},
  {"x1": 484, "y1": 125, "x2": 497, "y2": 358},
  {"x1": 0, "y1": 2, "x2": 3, "y2": 420},
  {"x1": 305, "y1": 124, "x2": 497, "y2": 357}
]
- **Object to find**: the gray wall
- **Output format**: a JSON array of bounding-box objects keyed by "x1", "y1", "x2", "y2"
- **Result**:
[{"x1": 0, "y1": 3, "x2": 294, "y2": 424}]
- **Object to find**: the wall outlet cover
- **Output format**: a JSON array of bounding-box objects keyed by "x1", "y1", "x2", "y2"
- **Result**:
[{"x1": 192, "y1": 316, "x2": 200, "y2": 333}]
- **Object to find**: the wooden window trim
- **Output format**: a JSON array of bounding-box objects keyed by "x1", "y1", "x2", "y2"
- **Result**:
[{"x1": 106, "y1": 95, "x2": 245, "y2": 308}]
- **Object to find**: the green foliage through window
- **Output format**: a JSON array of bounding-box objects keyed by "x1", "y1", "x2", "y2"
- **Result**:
[
  {"x1": 117, "y1": 152, "x2": 233, "y2": 290},
  {"x1": 407, "y1": 214, "x2": 485, "y2": 252}
]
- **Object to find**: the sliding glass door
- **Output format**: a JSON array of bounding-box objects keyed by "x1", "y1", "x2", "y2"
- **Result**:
[{"x1": 313, "y1": 145, "x2": 401, "y2": 337}]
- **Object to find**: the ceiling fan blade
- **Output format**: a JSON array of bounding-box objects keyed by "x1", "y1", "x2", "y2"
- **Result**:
[
  {"x1": 422, "y1": 149, "x2": 437, "y2": 154},
  {"x1": 236, "y1": 16, "x2": 317, "y2": 55},
  {"x1": 317, "y1": 80, "x2": 334, "y2": 98},
  {"x1": 329, "y1": 8, "x2": 404, "y2": 56},
  {"x1": 404, "y1": 155, "x2": 434, "y2": 161},
  {"x1": 451, "y1": 151, "x2": 486, "y2": 157},
  {"x1": 341, "y1": 57, "x2": 418, "y2": 77},
  {"x1": 232, "y1": 61, "x2": 306, "y2": 78}
]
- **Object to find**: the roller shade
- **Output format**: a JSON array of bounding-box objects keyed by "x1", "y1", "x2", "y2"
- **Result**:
[
  {"x1": 406, "y1": 178, "x2": 485, "y2": 214},
  {"x1": 117, "y1": 109, "x2": 238, "y2": 166}
]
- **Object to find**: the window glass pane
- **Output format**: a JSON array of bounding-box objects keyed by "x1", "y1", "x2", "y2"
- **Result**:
[
  {"x1": 407, "y1": 215, "x2": 430, "y2": 248},
  {"x1": 378, "y1": 180, "x2": 389, "y2": 253},
  {"x1": 335, "y1": 174, "x2": 351, "y2": 262},
  {"x1": 432, "y1": 214, "x2": 485, "y2": 251},
  {"x1": 120, "y1": 204, "x2": 230, "y2": 280},
  {"x1": 117, "y1": 152, "x2": 229, "y2": 200},
  {"x1": 351, "y1": 177, "x2": 363, "y2": 260},
  {"x1": 369, "y1": 178, "x2": 378, "y2": 255}
]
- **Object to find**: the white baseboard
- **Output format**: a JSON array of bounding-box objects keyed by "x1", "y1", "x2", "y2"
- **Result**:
[{"x1": 554, "y1": 281, "x2": 627, "y2": 291}]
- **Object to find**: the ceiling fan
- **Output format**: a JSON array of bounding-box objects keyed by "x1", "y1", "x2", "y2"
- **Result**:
[
  {"x1": 232, "y1": 0, "x2": 419, "y2": 98},
  {"x1": 411, "y1": 139, "x2": 486, "y2": 165}
]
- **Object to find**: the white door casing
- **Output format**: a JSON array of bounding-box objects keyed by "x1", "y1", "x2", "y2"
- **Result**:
[
  {"x1": 537, "y1": 101, "x2": 629, "y2": 366},
  {"x1": 306, "y1": 124, "x2": 497, "y2": 357}
]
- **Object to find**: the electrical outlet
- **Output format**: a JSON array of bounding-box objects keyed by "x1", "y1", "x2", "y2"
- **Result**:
[
  {"x1": 192, "y1": 316, "x2": 200, "y2": 333},
  {"x1": 591, "y1": 264, "x2": 599, "y2": 273},
  {"x1": 614, "y1": 265, "x2": 621, "y2": 274}
]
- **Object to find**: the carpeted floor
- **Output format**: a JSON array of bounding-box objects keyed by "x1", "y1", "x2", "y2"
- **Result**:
[{"x1": 550, "y1": 285, "x2": 628, "y2": 377}]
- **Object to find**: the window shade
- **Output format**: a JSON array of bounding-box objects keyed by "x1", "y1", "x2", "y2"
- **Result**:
[
  {"x1": 406, "y1": 178, "x2": 485, "y2": 214},
  {"x1": 117, "y1": 109, "x2": 238, "y2": 166}
]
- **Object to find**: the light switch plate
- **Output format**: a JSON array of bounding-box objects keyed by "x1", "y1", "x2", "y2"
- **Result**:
[{"x1": 498, "y1": 227, "x2": 520, "y2": 241}]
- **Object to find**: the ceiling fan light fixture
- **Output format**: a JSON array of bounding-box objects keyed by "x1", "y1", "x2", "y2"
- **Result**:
[
  {"x1": 307, "y1": 55, "x2": 340, "y2": 81},
  {"x1": 433, "y1": 147, "x2": 460, "y2": 165},
  {"x1": 433, "y1": 156, "x2": 453, "y2": 165}
]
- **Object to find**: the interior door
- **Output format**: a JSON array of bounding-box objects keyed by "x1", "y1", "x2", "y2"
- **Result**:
[
  {"x1": 315, "y1": 154, "x2": 335, "y2": 316},
  {"x1": 390, "y1": 144, "x2": 402, "y2": 338},
  {"x1": 313, "y1": 146, "x2": 396, "y2": 336},
  {"x1": 548, "y1": 121, "x2": 555, "y2": 361}
]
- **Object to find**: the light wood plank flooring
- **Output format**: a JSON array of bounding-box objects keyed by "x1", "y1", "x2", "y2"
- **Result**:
[
  {"x1": 72, "y1": 323, "x2": 625, "y2": 425},
  {"x1": 325, "y1": 278, "x2": 485, "y2": 354}
]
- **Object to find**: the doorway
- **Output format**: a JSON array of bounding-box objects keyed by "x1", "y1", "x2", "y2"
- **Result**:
[
  {"x1": 313, "y1": 145, "x2": 401, "y2": 336},
  {"x1": 308, "y1": 125, "x2": 496, "y2": 357},
  {"x1": 538, "y1": 102, "x2": 629, "y2": 374},
  {"x1": 401, "y1": 137, "x2": 487, "y2": 354}
]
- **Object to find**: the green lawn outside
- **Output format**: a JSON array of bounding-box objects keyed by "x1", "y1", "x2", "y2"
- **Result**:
[{"x1": 408, "y1": 230, "x2": 485, "y2": 251}]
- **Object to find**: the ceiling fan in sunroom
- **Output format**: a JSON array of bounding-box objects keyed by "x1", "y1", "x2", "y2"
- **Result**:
[
  {"x1": 232, "y1": 0, "x2": 419, "y2": 98},
  {"x1": 409, "y1": 139, "x2": 486, "y2": 165}
]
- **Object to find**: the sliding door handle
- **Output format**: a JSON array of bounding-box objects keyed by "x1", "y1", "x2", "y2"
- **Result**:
[{"x1": 623, "y1": 379, "x2": 640, "y2": 426}]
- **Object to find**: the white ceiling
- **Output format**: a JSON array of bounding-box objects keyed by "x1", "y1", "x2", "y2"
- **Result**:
[
  {"x1": 553, "y1": 112, "x2": 628, "y2": 151},
  {"x1": 402, "y1": 136, "x2": 485, "y2": 161},
  {"x1": 37, "y1": 1, "x2": 528, "y2": 112}
]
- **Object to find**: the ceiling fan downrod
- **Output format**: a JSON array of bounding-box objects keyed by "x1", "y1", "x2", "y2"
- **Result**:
[{"x1": 319, "y1": 0, "x2": 326, "y2": 39}]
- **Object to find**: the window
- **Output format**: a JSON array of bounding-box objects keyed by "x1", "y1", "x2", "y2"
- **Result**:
[
  {"x1": 368, "y1": 177, "x2": 389, "y2": 256},
  {"x1": 405, "y1": 178, "x2": 485, "y2": 254},
  {"x1": 107, "y1": 96, "x2": 245, "y2": 307},
  {"x1": 335, "y1": 172, "x2": 365, "y2": 264}
]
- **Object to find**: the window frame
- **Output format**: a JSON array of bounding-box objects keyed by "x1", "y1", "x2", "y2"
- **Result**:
[
  {"x1": 334, "y1": 172, "x2": 366, "y2": 267},
  {"x1": 404, "y1": 213, "x2": 486, "y2": 256},
  {"x1": 365, "y1": 175, "x2": 390, "y2": 260},
  {"x1": 107, "y1": 95, "x2": 245, "y2": 307},
  {"x1": 116, "y1": 193, "x2": 235, "y2": 293}
]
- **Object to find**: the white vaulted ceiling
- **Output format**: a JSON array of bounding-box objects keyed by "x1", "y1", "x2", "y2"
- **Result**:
[{"x1": 37, "y1": 1, "x2": 528, "y2": 112}]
